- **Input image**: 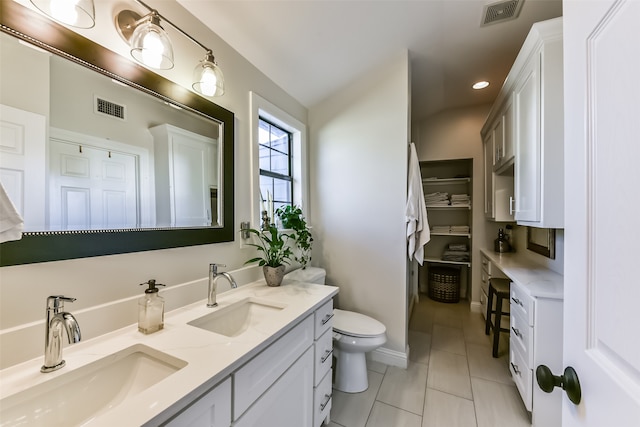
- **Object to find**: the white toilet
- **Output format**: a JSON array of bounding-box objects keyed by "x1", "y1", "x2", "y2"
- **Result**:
[{"x1": 284, "y1": 267, "x2": 387, "y2": 393}]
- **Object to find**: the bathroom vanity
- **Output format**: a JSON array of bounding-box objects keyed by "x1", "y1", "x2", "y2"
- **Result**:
[
  {"x1": 480, "y1": 249, "x2": 563, "y2": 427},
  {"x1": 0, "y1": 280, "x2": 337, "y2": 427}
]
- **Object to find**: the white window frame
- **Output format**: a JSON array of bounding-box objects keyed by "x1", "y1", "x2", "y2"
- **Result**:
[{"x1": 249, "y1": 92, "x2": 308, "y2": 229}]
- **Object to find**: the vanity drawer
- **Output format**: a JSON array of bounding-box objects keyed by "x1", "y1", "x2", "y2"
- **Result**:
[
  {"x1": 481, "y1": 253, "x2": 492, "y2": 276},
  {"x1": 481, "y1": 270, "x2": 489, "y2": 295},
  {"x1": 510, "y1": 344, "x2": 533, "y2": 411},
  {"x1": 314, "y1": 299, "x2": 334, "y2": 339},
  {"x1": 510, "y1": 310, "x2": 534, "y2": 366},
  {"x1": 480, "y1": 289, "x2": 488, "y2": 320},
  {"x1": 314, "y1": 370, "x2": 332, "y2": 427},
  {"x1": 314, "y1": 328, "x2": 333, "y2": 385},
  {"x1": 234, "y1": 314, "x2": 314, "y2": 419},
  {"x1": 510, "y1": 282, "x2": 534, "y2": 326}
]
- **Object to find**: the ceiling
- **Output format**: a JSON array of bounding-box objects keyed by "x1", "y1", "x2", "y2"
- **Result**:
[{"x1": 178, "y1": 0, "x2": 562, "y2": 121}]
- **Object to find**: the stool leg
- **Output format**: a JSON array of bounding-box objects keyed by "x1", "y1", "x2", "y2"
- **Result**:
[
  {"x1": 493, "y1": 294, "x2": 503, "y2": 358},
  {"x1": 485, "y1": 285, "x2": 493, "y2": 335}
]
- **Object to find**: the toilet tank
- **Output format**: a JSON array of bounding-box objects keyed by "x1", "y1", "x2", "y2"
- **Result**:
[{"x1": 285, "y1": 267, "x2": 326, "y2": 284}]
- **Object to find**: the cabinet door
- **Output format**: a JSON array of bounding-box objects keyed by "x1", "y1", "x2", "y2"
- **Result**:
[
  {"x1": 235, "y1": 348, "x2": 314, "y2": 427},
  {"x1": 163, "y1": 377, "x2": 231, "y2": 427},
  {"x1": 514, "y1": 54, "x2": 541, "y2": 223},
  {"x1": 483, "y1": 134, "x2": 494, "y2": 219},
  {"x1": 492, "y1": 116, "x2": 504, "y2": 167},
  {"x1": 502, "y1": 97, "x2": 515, "y2": 164}
]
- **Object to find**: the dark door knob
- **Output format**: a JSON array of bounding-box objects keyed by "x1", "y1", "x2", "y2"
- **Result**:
[{"x1": 536, "y1": 365, "x2": 581, "y2": 405}]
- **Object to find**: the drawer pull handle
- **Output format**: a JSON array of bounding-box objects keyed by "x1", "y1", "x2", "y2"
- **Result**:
[
  {"x1": 321, "y1": 349, "x2": 333, "y2": 363},
  {"x1": 320, "y1": 393, "x2": 332, "y2": 411},
  {"x1": 511, "y1": 297, "x2": 523, "y2": 307},
  {"x1": 511, "y1": 326, "x2": 522, "y2": 339},
  {"x1": 511, "y1": 362, "x2": 521, "y2": 376},
  {"x1": 321, "y1": 313, "x2": 334, "y2": 325}
]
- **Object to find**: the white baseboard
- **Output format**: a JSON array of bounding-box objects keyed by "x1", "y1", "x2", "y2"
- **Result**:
[
  {"x1": 369, "y1": 346, "x2": 408, "y2": 369},
  {"x1": 470, "y1": 301, "x2": 483, "y2": 313}
]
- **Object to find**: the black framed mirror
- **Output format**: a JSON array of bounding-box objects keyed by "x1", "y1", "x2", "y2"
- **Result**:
[
  {"x1": 0, "y1": 1, "x2": 234, "y2": 266},
  {"x1": 526, "y1": 227, "x2": 556, "y2": 259}
]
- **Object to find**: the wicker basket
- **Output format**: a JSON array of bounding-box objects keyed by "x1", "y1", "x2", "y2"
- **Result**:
[{"x1": 428, "y1": 266, "x2": 461, "y2": 303}]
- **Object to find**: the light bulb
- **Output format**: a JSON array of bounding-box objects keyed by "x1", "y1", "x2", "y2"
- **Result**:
[
  {"x1": 140, "y1": 31, "x2": 165, "y2": 69},
  {"x1": 199, "y1": 66, "x2": 218, "y2": 97},
  {"x1": 50, "y1": 0, "x2": 79, "y2": 24}
]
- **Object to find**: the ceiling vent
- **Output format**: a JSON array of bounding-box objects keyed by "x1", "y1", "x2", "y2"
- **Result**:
[
  {"x1": 481, "y1": 0, "x2": 524, "y2": 26},
  {"x1": 94, "y1": 95, "x2": 126, "y2": 121}
]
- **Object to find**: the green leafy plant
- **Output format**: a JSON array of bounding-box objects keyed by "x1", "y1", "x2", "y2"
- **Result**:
[
  {"x1": 244, "y1": 226, "x2": 293, "y2": 267},
  {"x1": 276, "y1": 205, "x2": 313, "y2": 269}
]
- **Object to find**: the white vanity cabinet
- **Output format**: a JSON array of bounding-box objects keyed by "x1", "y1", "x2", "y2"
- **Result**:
[
  {"x1": 313, "y1": 300, "x2": 334, "y2": 427},
  {"x1": 512, "y1": 18, "x2": 564, "y2": 228},
  {"x1": 509, "y1": 282, "x2": 563, "y2": 427},
  {"x1": 479, "y1": 252, "x2": 509, "y2": 320},
  {"x1": 161, "y1": 378, "x2": 231, "y2": 427},
  {"x1": 150, "y1": 124, "x2": 219, "y2": 227}
]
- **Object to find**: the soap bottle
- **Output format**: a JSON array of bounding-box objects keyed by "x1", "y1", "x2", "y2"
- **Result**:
[{"x1": 138, "y1": 279, "x2": 165, "y2": 334}]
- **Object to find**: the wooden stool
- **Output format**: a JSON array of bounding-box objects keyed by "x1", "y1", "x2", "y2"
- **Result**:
[{"x1": 485, "y1": 278, "x2": 511, "y2": 358}]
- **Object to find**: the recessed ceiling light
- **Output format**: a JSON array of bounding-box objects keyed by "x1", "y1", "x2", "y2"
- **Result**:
[{"x1": 473, "y1": 81, "x2": 490, "y2": 90}]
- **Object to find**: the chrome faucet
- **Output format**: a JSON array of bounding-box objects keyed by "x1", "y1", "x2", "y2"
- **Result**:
[
  {"x1": 41, "y1": 296, "x2": 81, "y2": 373},
  {"x1": 207, "y1": 263, "x2": 237, "y2": 307}
]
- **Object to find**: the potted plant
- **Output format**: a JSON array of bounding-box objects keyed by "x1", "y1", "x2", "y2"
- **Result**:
[
  {"x1": 276, "y1": 205, "x2": 313, "y2": 269},
  {"x1": 244, "y1": 225, "x2": 293, "y2": 286}
]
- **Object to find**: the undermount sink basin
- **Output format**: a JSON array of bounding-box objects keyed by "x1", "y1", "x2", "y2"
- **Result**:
[
  {"x1": 0, "y1": 344, "x2": 186, "y2": 427},
  {"x1": 188, "y1": 297, "x2": 287, "y2": 337}
]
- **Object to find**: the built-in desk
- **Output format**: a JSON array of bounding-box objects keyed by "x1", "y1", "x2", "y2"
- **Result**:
[{"x1": 480, "y1": 249, "x2": 563, "y2": 427}]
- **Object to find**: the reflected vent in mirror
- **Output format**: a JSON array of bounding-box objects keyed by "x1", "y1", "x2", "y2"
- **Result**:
[
  {"x1": 94, "y1": 95, "x2": 126, "y2": 120},
  {"x1": 480, "y1": 0, "x2": 524, "y2": 26}
]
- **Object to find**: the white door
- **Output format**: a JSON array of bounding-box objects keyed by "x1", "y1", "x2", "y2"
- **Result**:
[
  {"x1": 0, "y1": 104, "x2": 46, "y2": 230},
  {"x1": 49, "y1": 140, "x2": 139, "y2": 230},
  {"x1": 562, "y1": 1, "x2": 640, "y2": 426}
]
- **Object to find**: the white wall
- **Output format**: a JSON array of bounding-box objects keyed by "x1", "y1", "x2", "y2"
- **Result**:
[
  {"x1": 0, "y1": 0, "x2": 307, "y2": 369},
  {"x1": 413, "y1": 104, "x2": 491, "y2": 304},
  {"x1": 308, "y1": 51, "x2": 410, "y2": 361}
]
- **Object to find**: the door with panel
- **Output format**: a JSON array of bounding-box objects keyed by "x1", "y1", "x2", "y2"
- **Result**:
[{"x1": 561, "y1": 1, "x2": 640, "y2": 426}]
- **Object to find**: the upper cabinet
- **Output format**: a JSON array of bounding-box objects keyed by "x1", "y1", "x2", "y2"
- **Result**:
[{"x1": 482, "y1": 17, "x2": 563, "y2": 228}]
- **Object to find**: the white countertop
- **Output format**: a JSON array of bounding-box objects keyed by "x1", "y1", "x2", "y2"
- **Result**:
[
  {"x1": 0, "y1": 279, "x2": 338, "y2": 426},
  {"x1": 480, "y1": 249, "x2": 564, "y2": 300}
]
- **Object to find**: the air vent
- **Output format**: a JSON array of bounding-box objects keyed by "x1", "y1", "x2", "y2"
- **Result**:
[
  {"x1": 481, "y1": 0, "x2": 524, "y2": 26},
  {"x1": 94, "y1": 96, "x2": 126, "y2": 120}
]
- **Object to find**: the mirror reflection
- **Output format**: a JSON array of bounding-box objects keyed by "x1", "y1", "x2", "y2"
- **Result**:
[{"x1": 0, "y1": 31, "x2": 222, "y2": 232}]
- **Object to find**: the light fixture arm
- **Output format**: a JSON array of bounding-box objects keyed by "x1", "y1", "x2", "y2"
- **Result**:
[{"x1": 134, "y1": 0, "x2": 211, "y2": 54}]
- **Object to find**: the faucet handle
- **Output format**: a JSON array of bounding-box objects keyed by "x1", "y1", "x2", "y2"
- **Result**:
[
  {"x1": 46, "y1": 295, "x2": 76, "y2": 311},
  {"x1": 210, "y1": 263, "x2": 226, "y2": 274}
]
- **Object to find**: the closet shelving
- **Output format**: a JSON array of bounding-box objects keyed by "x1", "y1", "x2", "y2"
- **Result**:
[{"x1": 420, "y1": 159, "x2": 473, "y2": 298}]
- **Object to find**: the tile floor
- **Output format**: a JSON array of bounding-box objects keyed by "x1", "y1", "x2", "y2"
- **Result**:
[{"x1": 327, "y1": 295, "x2": 531, "y2": 427}]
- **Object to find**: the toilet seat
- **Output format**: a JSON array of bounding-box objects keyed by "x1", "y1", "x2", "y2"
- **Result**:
[{"x1": 333, "y1": 309, "x2": 386, "y2": 338}]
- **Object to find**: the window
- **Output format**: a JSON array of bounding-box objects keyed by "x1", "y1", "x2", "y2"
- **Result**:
[
  {"x1": 250, "y1": 91, "x2": 308, "y2": 229},
  {"x1": 259, "y1": 118, "x2": 292, "y2": 212}
]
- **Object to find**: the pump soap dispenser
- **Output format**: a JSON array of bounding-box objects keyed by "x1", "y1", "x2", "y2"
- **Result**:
[{"x1": 138, "y1": 279, "x2": 165, "y2": 334}]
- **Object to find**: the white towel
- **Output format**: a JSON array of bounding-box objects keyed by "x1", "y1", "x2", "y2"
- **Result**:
[
  {"x1": 406, "y1": 143, "x2": 430, "y2": 264},
  {"x1": 0, "y1": 182, "x2": 23, "y2": 243}
]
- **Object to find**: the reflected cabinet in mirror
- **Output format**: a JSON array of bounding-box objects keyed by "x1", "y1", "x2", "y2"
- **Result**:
[{"x1": 0, "y1": 1, "x2": 234, "y2": 266}]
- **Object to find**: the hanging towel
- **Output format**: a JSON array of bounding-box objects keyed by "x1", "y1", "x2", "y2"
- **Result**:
[
  {"x1": 406, "y1": 142, "x2": 430, "y2": 264},
  {"x1": 0, "y1": 182, "x2": 24, "y2": 243}
]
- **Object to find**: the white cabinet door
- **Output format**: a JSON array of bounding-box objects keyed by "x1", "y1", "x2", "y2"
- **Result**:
[
  {"x1": 514, "y1": 53, "x2": 541, "y2": 224},
  {"x1": 163, "y1": 378, "x2": 231, "y2": 427},
  {"x1": 502, "y1": 98, "x2": 514, "y2": 166},
  {"x1": 563, "y1": 1, "x2": 640, "y2": 426},
  {"x1": 483, "y1": 133, "x2": 494, "y2": 219},
  {"x1": 234, "y1": 348, "x2": 314, "y2": 427}
]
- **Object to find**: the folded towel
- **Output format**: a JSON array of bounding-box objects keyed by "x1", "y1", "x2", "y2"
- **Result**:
[{"x1": 0, "y1": 182, "x2": 24, "y2": 243}]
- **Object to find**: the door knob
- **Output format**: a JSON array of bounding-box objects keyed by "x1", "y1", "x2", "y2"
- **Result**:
[{"x1": 536, "y1": 365, "x2": 582, "y2": 405}]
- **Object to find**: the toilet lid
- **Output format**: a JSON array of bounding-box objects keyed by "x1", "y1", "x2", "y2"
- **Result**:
[{"x1": 333, "y1": 309, "x2": 386, "y2": 337}]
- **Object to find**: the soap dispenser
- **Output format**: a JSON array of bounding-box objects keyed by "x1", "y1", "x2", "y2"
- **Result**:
[{"x1": 138, "y1": 279, "x2": 165, "y2": 334}]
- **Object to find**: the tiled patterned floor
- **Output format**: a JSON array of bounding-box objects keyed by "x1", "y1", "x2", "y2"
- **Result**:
[{"x1": 328, "y1": 295, "x2": 531, "y2": 427}]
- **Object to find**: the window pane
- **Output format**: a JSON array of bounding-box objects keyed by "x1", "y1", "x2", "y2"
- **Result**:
[
  {"x1": 270, "y1": 150, "x2": 289, "y2": 175},
  {"x1": 273, "y1": 178, "x2": 291, "y2": 203}
]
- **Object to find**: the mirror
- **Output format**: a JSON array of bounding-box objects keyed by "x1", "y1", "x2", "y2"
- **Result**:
[
  {"x1": 0, "y1": 2, "x2": 234, "y2": 266},
  {"x1": 527, "y1": 227, "x2": 556, "y2": 259}
]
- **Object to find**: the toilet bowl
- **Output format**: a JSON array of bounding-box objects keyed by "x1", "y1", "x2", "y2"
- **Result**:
[{"x1": 284, "y1": 267, "x2": 387, "y2": 393}]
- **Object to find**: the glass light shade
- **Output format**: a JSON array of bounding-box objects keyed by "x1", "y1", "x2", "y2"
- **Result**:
[
  {"x1": 192, "y1": 53, "x2": 225, "y2": 97},
  {"x1": 129, "y1": 15, "x2": 174, "y2": 70},
  {"x1": 30, "y1": 0, "x2": 95, "y2": 28}
]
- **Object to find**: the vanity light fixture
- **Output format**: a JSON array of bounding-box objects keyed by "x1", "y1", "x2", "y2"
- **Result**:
[
  {"x1": 116, "y1": 9, "x2": 174, "y2": 70},
  {"x1": 472, "y1": 80, "x2": 490, "y2": 90},
  {"x1": 116, "y1": 0, "x2": 225, "y2": 96},
  {"x1": 30, "y1": 0, "x2": 96, "y2": 29}
]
